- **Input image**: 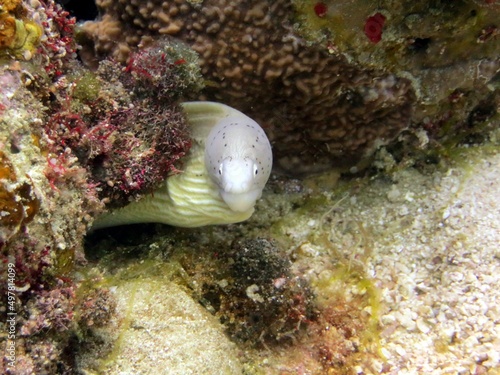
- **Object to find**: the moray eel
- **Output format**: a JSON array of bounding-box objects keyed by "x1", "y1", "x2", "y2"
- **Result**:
[{"x1": 91, "y1": 101, "x2": 273, "y2": 230}]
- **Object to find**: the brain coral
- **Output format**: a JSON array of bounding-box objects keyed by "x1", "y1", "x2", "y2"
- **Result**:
[{"x1": 80, "y1": 0, "x2": 416, "y2": 174}]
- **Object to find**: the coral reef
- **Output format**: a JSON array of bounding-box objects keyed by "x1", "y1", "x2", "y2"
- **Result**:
[
  {"x1": 0, "y1": 1, "x2": 202, "y2": 373},
  {"x1": 82, "y1": 181, "x2": 387, "y2": 373},
  {"x1": 293, "y1": 0, "x2": 499, "y2": 73},
  {"x1": 80, "y1": 0, "x2": 499, "y2": 174},
  {"x1": 123, "y1": 38, "x2": 203, "y2": 103},
  {"x1": 0, "y1": 150, "x2": 39, "y2": 246},
  {"x1": 77, "y1": 287, "x2": 117, "y2": 329},
  {"x1": 1, "y1": 1, "x2": 499, "y2": 374},
  {"x1": 292, "y1": 0, "x2": 500, "y2": 152},
  {"x1": 0, "y1": 1, "x2": 98, "y2": 370},
  {"x1": 80, "y1": 0, "x2": 416, "y2": 174}
]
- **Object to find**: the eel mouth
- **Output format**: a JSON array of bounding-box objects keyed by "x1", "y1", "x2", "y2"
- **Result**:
[{"x1": 220, "y1": 189, "x2": 262, "y2": 212}]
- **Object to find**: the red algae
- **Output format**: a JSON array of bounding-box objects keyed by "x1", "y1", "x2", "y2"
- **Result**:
[{"x1": 364, "y1": 12, "x2": 386, "y2": 44}]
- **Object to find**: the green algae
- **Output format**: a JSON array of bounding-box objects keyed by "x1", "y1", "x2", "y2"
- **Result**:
[
  {"x1": 71, "y1": 71, "x2": 101, "y2": 103},
  {"x1": 53, "y1": 246, "x2": 76, "y2": 276}
]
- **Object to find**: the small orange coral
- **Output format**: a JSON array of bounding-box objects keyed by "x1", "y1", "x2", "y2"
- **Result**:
[
  {"x1": 0, "y1": 151, "x2": 39, "y2": 249},
  {"x1": 0, "y1": 0, "x2": 43, "y2": 59},
  {"x1": 1, "y1": 0, "x2": 22, "y2": 13},
  {"x1": 0, "y1": 13, "x2": 16, "y2": 48}
]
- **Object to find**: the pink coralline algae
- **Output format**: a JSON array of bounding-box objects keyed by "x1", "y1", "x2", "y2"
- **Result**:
[
  {"x1": 122, "y1": 39, "x2": 204, "y2": 102},
  {"x1": 39, "y1": 2, "x2": 77, "y2": 78},
  {"x1": 40, "y1": 38, "x2": 202, "y2": 206},
  {"x1": 364, "y1": 12, "x2": 386, "y2": 44}
]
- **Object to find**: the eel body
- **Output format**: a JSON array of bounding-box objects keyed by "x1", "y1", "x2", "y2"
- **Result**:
[{"x1": 91, "y1": 102, "x2": 272, "y2": 229}]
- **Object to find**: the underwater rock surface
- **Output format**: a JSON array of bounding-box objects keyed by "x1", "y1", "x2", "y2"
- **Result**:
[
  {"x1": 81, "y1": 134, "x2": 500, "y2": 374},
  {"x1": 81, "y1": 0, "x2": 499, "y2": 173},
  {"x1": 77, "y1": 277, "x2": 243, "y2": 374}
]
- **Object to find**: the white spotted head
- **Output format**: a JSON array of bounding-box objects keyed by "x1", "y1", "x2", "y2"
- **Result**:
[{"x1": 205, "y1": 114, "x2": 272, "y2": 212}]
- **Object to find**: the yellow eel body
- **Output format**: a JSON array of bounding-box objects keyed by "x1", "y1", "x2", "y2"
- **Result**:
[{"x1": 91, "y1": 102, "x2": 272, "y2": 230}]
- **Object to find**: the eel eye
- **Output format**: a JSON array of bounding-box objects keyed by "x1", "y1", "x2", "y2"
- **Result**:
[
  {"x1": 254, "y1": 164, "x2": 259, "y2": 176},
  {"x1": 218, "y1": 165, "x2": 223, "y2": 175}
]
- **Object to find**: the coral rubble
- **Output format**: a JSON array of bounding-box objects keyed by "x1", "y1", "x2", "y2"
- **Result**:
[
  {"x1": 201, "y1": 238, "x2": 316, "y2": 344},
  {"x1": 81, "y1": 178, "x2": 388, "y2": 373}
]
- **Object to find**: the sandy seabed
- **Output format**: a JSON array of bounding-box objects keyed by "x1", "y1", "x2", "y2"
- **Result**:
[
  {"x1": 81, "y1": 140, "x2": 500, "y2": 375},
  {"x1": 359, "y1": 147, "x2": 500, "y2": 374}
]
